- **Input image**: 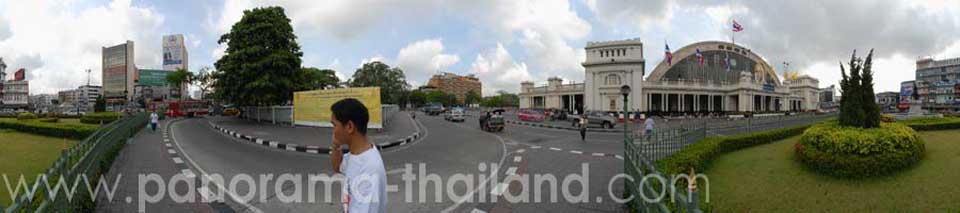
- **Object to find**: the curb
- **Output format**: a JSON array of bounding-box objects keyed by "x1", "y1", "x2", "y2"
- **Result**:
[
  {"x1": 504, "y1": 120, "x2": 624, "y2": 133},
  {"x1": 208, "y1": 121, "x2": 422, "y2": 155}
]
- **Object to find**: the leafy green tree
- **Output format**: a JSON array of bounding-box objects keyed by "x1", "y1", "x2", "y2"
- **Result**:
[
  {"x1": 166, "y1": 68, "x2": 194, "y2": 102},
  {"x1": 213, "y1": 6, "x2": 303, "y2": 106},
  {"x1": 349, "y1": 61, "x2": 409, "y2": 104},
  {"x1": 409, "y1": 90, "x2": 427, "y2": 107},
  {"x1": 838, "y1": 49, "x2": 880, "y2": 128},
  {"x1": 425, "y1": 90, "x2": 450, "y2": 106},
  {"x1": 299, "y1": 67, "x2": 340, "y2": 90},
  {"x1": 193, "y1": 67, "x2": 214, "y2": 100},
  {"x1": 465, "y1": 90, "x2": 482, "y2": 106},
  {"x1": 94, "y1": 95, "x2": 106, "y2": 112},
  {"x1": 496, "y1": 90, "x2": 520, "y2": 107}
]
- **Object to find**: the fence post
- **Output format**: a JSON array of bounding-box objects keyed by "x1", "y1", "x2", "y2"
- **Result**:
[{"x1": 272, "y1": 106, "x2": 277, "y2": 124}]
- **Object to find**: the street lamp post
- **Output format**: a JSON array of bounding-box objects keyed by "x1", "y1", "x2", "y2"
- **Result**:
[{"x1": 620, "y1": 85, "x2": 632, "y2": 140}]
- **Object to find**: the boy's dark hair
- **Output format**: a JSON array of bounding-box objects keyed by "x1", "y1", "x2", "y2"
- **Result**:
[{"x1": 331, "y1": 98, "x2": 369, "y2": 135}]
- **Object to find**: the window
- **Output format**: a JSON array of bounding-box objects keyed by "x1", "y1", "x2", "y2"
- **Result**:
[{"x1": 605, "y1": 74, "x2": 621, "y2": 85}]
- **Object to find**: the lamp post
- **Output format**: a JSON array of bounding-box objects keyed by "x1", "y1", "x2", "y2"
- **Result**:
[{"x1": 620, "y1": 85, "x2": 632, "y2": 140}]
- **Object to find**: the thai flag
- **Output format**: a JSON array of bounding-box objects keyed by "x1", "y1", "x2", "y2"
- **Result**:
[
  {"x1": 732, "y1": 20, "x2": 744, "y2": 32},
  {"x1": 695, "y1": 48, "x2": 704, "y2": 67},
  {"x1": 665, "y1": 44, "x2": 673, "y2": 65}
]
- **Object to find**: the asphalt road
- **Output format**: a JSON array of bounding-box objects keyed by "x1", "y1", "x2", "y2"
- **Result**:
[{"x1": 99, "y1": 111, "x2": 629, "y2": 212}]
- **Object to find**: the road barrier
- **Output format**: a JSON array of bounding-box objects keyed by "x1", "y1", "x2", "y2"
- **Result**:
[
  {"x1": 242, "y1": 105, "x2": 399, "y2": 129},
  {"x1": 4, "y1": 113, "x2": 147, "y2": 212}
]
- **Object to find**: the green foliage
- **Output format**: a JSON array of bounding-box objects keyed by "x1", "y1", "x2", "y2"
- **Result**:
[
  {"x1": 795, "y1": 121, "x2": 924, "y2": 178},
  {"x1": 349, "y1": 61, "x2": 409, "y2": 104},
  {"x1": 838, "y1": 49, "x2": 880, "y2": 128},
  {"x1": 38, "y1": 117, "x2": 59, "y2": 123},
  {"x1": 481, "y1": 90, "x2": 519, "y2": 107},
  {"x1": 425, "y1": 90, "x2": 457, "y2": 106},
  {"x1": 214, "y1": 6, "x2": 304, "y2": 106},
  {"x1": 0, "y1": 119, "x2": 97, "y2": 139},
  {"x1": 94, "y1": 95, "x2": 106, "y2": 112},
  {"x1": 193, "y1": 67, "x2": 214, "y2": 100},
  {"x1": 80, "y1": 112, "x2": 123, "y2": 125},
  {"x1": 900, "y1": 117, "x2": 960, "y2": 131},
  {"x1": 166, "y1": 68, "x2": 194, "y2": 100},
  {"x1": 299, "y1": 67, "x2": 341, "y2": 90},
  {"x1": 465, "y1": 90, "x2": 482, "y2": 105},
  {"x1": 409, "y1": 90, "x2": 427, "y2": 107},
  {"x1": 657, "y1": 124, "x2": 811, "y2": 176},
  {"x1": 17, "y1": 112, "x2": 38, "y2": 120}
]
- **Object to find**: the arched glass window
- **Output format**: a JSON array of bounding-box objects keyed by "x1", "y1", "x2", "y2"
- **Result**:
[{"x1": 605, "y1": 74, "x2": 621, "y2": 85}]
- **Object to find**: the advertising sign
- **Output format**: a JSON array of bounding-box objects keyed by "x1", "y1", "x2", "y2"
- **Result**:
[
  {"x1": 293, "y1": 87, "x2": 382, "y2": 128},
  {"x1": 899, "y1": 81, "x2": 914, "y2": 103},
  {"x1": 163, "y1": 35, "x2": 184, "y2": 66},
  {"x1": 138, "y1": 69, "x2": 172, "y2": 86}
]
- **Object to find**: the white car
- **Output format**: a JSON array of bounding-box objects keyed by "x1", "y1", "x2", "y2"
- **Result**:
[{"x1": 444, "y1": 109, "x2": 465, "y2": 122}]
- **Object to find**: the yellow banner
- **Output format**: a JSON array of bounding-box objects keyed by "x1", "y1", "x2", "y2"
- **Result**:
[{"x1": 293, "y1": 87, "x2": 382, "y2": 128}]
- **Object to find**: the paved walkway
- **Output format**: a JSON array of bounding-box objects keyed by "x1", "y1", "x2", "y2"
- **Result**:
[{"x1": 208, "y1": 111, "x2": 418, "y2": 147}]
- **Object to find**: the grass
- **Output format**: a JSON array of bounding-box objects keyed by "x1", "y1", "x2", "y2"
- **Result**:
[
  {"x1": 0, "y1": 129, "x2": 75, "y2": 207},
  {"x1": 0, "y1": 118, "x2": 99, "y2": 128},
  {"x1": 705, "y1": 130, "x2": 960, "y2": 211}
]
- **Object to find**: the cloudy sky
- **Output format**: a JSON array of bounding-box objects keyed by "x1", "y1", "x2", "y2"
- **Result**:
[{"x1": 1, "y1": 0, "x2": 958, "y2": 96}]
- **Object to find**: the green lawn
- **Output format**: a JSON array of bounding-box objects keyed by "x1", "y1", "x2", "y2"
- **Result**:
[
  {"x1": 0, "y1": 130, "x2": 75, "y2": 207},
  {"x1": 705, "y1": 130, "x2": 960, "y2": 211},
  {"x1": 0, "y1": 118, "x2": 99, "y2": 128}
]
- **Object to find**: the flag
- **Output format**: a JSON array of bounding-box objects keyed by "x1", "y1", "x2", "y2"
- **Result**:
[
  {"x1": 732, "y1": 20, "x2": 744, "y2": 32},
  {"x1": 665, "y1": 43, "x2": 673, "y2": 65},
  {"x1": 695, "y1": 48, "x2": 704, "y2": 67}
]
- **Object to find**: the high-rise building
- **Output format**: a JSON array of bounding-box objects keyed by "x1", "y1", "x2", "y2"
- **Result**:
[
  {"x1": 426, "y1": 72, "x2": 482, "y2": 104},
  {"x1": 162, "y1": 34, "x2": 189, "y2": 97},
  {"x1": 915, "y1": 57, "x2": 960, "y2": 112},
  {"x1": 102, "y1": 41, "x2": 136, "y2": 104}
]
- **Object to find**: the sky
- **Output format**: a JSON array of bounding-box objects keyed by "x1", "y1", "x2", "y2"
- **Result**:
[{"x1": 0, "y1": 0, "x2": 958, "y2": 96}]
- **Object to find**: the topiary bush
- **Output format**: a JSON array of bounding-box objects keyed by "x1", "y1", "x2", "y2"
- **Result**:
[
  {"x1": 900, "y1": 117, "x2": 960, "y2": 131},
  {"x1": 17, "y1": 112, "x2": 38, "y2": 120},
  {"x1": 80, "y1": 112, "x2": 123, "y2": 124},
  {"x1": 795, "y1": 121, "x2": 924, "y2": 178}
]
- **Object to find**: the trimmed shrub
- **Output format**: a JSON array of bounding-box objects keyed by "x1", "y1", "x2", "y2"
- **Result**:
[
  {"x1": 38, "y1": 117, "x2": 59, "y2": 123},
  {"x1": 0, "y1": 120, "x2": 97, "y2": 139},
  {"x1": 795, "y1": 121, "x2": 924, "y2": 178},
  {"x1": 17, "y1": 112, "x2": 38, "y2": 120},
  {"x1": 80, "y1": 112, "x2": 123, "y2": 125},
  {"x1": 880, "y1": 114, "x2": 895, "y2": 123},
  {"x1": 657, "y1": 124, "x2": 811, "y2": 176},
  {"x1": 900, "y1": 117, "x2": 960, "y2": 131}
]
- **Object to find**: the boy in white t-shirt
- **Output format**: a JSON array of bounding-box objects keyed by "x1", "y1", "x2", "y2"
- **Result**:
[{"x1": 329, "y1": 98, "x2": 387, "y2": 213}]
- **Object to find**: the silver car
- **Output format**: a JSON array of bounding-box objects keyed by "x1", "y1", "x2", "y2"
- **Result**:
[
  {"x1": 445, "y1": 108, "x2": 465, "y2": 122},
  {"x1": 571, "y1": 111, "x2": 617, "y2": 129}
]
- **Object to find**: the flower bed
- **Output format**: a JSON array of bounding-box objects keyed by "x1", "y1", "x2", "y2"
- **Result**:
[{"x1": 795, "y1": 121, "x2": 924, "y2": 178}]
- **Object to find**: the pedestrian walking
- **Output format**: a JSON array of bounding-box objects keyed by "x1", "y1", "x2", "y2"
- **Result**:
[
  {"x1": 329, "y1": 98, "x2": 388, "y2": 213},
  {"x1": 149, "y1": 111, "x2": 159, "y2": 132},
  {"x1": 644, "y1": 115, "x2": 655, "y2": 141},
  {"x1": 579, "y1": 113, "x2": 588, "y2": 141}
]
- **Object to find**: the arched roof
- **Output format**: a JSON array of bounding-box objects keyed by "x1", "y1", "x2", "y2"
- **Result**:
[{"x1": 648, "y1": 41, "x2": 781, "y2": 85}]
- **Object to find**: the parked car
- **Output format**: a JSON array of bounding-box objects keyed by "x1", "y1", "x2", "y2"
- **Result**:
[
  {"x1": 571, "y1": 111, "x2": 617, "y2": 129},
  {"x1": 444, "y1": 108, "x2": 465, "y2": 122},
  {"x1": 517, "y1": 109, "x2": 545, "y2": 122},
  {"x1": 424, "y1": 103, "x2": 445, "y2": 116}
]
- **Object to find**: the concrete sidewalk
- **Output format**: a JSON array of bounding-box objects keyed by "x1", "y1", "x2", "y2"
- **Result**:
[{"x1": 207, "y1": 111, "x2": 420, "y2": 152}]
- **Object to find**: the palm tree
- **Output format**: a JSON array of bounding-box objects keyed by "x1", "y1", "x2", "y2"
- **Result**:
[{"x1": 166, "y1": 68, "x2": 194, "y2": 102}]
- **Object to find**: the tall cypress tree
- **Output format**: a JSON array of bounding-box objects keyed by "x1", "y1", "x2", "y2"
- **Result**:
[
  {"x1": 837, "y1": 49, "x2": 880, "y2": 128},
  {"x1": 860, "y1": 49, "x2": 880, "y2": 128}
]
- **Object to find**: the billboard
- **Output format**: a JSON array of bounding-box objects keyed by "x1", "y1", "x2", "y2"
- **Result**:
[
  {"x1": 138, "y1": 69, "x2": 172, "y2": 86},
  {"x1": 293, "y1": 87, "x2": 382, "y2": 128},
  {"x1": 163, "y1": 35, "x2": 185, "y2": 68},
  {"x1": 899, "y1": 81, "x2": 914, "y2": 103}
]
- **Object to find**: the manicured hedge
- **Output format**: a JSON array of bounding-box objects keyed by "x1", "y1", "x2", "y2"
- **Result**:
[
  {"x1": 795, "y1": 121, "x2": 924, "y2": 178},
  {"x1": 80, "y1": 112, "x2": 123, "y2": 125},
  {"x1": 900, "y1": 117, "x2": 960, "y2": 131},
  {"x1": 0, "y1": 119, "x2": 97, "y2": 139},
  {"x1": 657, "y1": 124, "x2": 811, "y2": 176},
  {"x1": 38, "y1": 117, "x2": 59, "y2": 123},
  {"x1": 17, "y1": 112, "x2": 38, "y2": 120}
]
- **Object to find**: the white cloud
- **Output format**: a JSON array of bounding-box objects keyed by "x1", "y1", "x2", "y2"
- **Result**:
[
  {"x1": 395, "y1": 38, "x2": 460, "y2": 84},
  {"x1": 469, "y1": 43, "x2": 532, "y2": 96},
  {"x1": 358, "y1": 55, "x2": 385, "y2": 68},
  {"x1": 0, "y1": 0, "x2": 165, "y2": 94},
  {"x1": 0, "y1": 15, "x2": 11, "y2": 41},
  {"x1": 583, "y1": 0, "x2": 676, "y2": 33}
]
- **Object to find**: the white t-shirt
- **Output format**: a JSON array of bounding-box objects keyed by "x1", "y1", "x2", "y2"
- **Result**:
[
  {"x1": 150, "y1": 113, "x2": 159, "y2": 124},
  {"x1": 340, "y1": 147, "x2": 387, "y2": 213},
  {"x1": 644, "y1": 118, "x2": 655, "y2": 130}
]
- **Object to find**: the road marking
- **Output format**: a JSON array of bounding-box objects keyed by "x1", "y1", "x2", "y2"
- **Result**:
[
  {"x1": 167, "y1": 149, "x2": 176, "y2": 154},
  {"x1": 592, "y1": 153, "x2": 605, "y2": 157},
  {"x1": 170, "y1": 119, "x2": 265, "y2": 213},
  {"x1": 505, "y1": 167, "x2": 517, "y2": 176},
  {"x1": 490, "y1": 183, "x2": 509, "y2": 196},
  {"x1": 516, "y1": 149, "x2": 526, "y2": 153},
  {"x1": 172, "y1": 157, "x2": 183, "y2": 164},
  {"x1": 164, "y1": 143, "x2": 172, "y2": 147},
  {"x1": 570, "y1": 150, "x2": 583, "y2": 155},
  {"x1": 442, "y1": 117, "x2": 510, "y2": 213},
  {"x1": 471, "y1": 208, "x2": 487, "y2": 213},
  {"x1": 530, "y1": 145, "x2": 541, "y2": 149},
  {"x1": 614, "y1": 155, "x2": 624, "y2": 160},
  {"x1": 549, "y1": 147, "x2": 562, "y2": 151},
  {"x1": 513, "y1": 156, "x2": 522, "y2": 163},
  {"x1": 163, "y1": 138, "x2": 170, "y2": 142}
]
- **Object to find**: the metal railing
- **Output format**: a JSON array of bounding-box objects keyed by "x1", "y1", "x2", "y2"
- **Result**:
[
  {"x1": 624, "y1": 112, "x2": 836, "y2": 212},
  {"x1": 4, "y1": 113, "x2": 147, "y2": 212}
]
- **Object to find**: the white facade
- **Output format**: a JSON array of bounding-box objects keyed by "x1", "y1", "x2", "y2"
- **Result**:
[
  {"x1": 2, "y1": 80, "x2": 29, "y2": 106},
  {"x1": 583, "y1": 38, "x2": 645, "y2": 111}
]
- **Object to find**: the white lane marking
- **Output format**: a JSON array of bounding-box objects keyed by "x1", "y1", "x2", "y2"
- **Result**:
[
  {"x1": 505, "y1": 167, "x2": 518, "y2": 176},
  {"x1": 441, "y1": 117, "x2": 510, "y2": 213},
  {"x1": 614, "y1": 155, "x2": 624, "y2": 160},
  {"x1": 269, "y1": 141, "x2": 278, "y2": 148},
  {"x1": 171, "y1": 119, "x2": 265, "y2": 213},
  {"x1": 516, "y1": 149, "x2": 526, "y2": 153},
  {"x1": 490, "y1": 183, "x2": 509, "y2": 196},
  {"x1": 165, "y1": 143, "x2": 172, "y2": 147},
  {"x1": 513, "y1": 156, "x2": 522, "y2": 163},
  {"x1": 163, "y1": 138, "x2": 170, "y2": 142},
  {"x1": 471, "y1": 208, "x2": 487, "y2": 213},
  {"x1": 306, "y1": 149, "x2": 319, "y2": 154},
  {"x1": 592, "y1": 153, "x2": 605, "y2": 157},
  {"x1": 167, "y1": 149, "x2": 176, "y2": 154},
  {"x1": 570, "y1": 150, "x2": 583, "y2": 155},
  {"x1": 530, "y1": 145, "x2": 541, "y2": 149},
  {"x1": 549, "y1": 147, "x2": 562, "y2": 151},
  {"x1": 172, "y1": 157, "x2": 184, "y2": 164}
]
